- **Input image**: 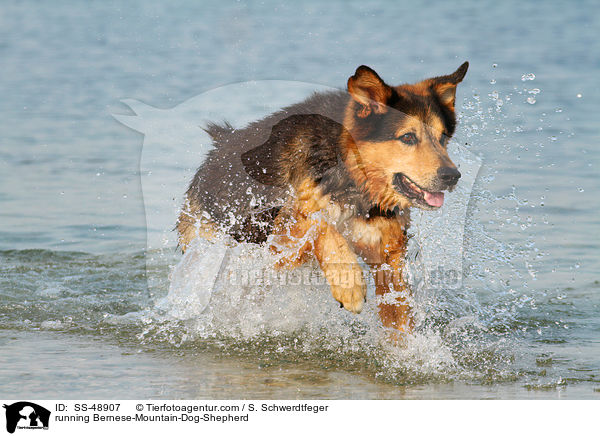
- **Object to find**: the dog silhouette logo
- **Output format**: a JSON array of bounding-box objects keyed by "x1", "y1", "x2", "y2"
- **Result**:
[{"x1": 3, "y1": 402, "x2": 50, "y2": 433}]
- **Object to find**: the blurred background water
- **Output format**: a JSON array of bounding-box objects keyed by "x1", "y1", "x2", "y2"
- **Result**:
[{"x1": 0, "y1": 0, "x2": 598, "y2": 399}]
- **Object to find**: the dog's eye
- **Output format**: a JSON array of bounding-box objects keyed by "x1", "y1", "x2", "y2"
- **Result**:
[{"x1": 398, "y1": 133, "x2": 418, "y2": 145}]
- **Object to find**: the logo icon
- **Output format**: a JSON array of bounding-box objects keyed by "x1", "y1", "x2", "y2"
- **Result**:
[{"x1": 3, "y1": 402, "x2": 50, "y2": 434}]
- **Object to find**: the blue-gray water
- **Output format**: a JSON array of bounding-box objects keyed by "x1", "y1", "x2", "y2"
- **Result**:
[{"x1": 1, "y1": 0, "x2": 599, "y2": 399}]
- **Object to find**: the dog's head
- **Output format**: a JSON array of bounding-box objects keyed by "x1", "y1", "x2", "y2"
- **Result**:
[{"x1": 343, "y1": 62, "x2": 468, "y2": 211}]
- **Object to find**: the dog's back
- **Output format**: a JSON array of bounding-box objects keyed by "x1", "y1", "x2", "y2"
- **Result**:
[{"x1": 177, "y1": 90, "x2": 349, "y2": 247}]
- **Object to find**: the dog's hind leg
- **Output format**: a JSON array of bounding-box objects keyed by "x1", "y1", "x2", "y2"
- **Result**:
[{"x1": 176, "y1": 197, "x2": 218, "y2": 252}]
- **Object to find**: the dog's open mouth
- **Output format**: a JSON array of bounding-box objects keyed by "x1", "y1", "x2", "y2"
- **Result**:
[{"x1": 392, "y1": 173, "x2": 445, "y2": 208}]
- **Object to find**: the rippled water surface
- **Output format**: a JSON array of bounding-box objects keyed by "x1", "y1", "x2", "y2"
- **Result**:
[{"x1": 1, "y1": 0, "x2": 599, "y2": 399}]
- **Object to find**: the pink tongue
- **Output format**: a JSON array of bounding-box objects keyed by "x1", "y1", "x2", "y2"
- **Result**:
[{"x1": 424, "y1": 191, "x2": 444, "y2": 207}]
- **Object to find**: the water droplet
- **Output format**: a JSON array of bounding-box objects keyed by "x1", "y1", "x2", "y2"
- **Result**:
[
  {"x1": 123, "y1": 194, "x2": 128, "y2": 198},
  {"x1": 576, "y1": 93, "x2": 582, "y2": 98},
  {"x1": 577, "y1": 187, "x2": 584, "y2": 193},
  {"x1": 555, "y1": 107, "x2": 562, "y2": 113},
  {"x1": 521, "y1": 73, "x2": 535, "y2": 81},
  {"x1": 490, "y1": 79, "x2": 496, "y2": 84},
  {"x1": 492, "y1": 63, "x2": 498, "y2": 68},
  {"x1": 527, "y1": 97, "x2": 536, "y2": 104}
]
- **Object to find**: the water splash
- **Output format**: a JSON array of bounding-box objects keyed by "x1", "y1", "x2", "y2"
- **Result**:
[{"x1": 521, "y1": 73, "x2": 536, "y2": 81}]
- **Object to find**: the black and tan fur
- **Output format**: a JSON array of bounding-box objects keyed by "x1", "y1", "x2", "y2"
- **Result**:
[{"x1": 177, "y1": 62, "x2": 469, "y2": 333}]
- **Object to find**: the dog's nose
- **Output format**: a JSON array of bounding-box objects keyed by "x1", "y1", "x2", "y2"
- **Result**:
[{"x1": 437, "y1": 166, "x2": 461, "y2": 186}]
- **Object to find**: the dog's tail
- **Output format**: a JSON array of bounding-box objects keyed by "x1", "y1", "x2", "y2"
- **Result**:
[{"x1": 203, "y1": 121, "x2": 235, "y2": 144}]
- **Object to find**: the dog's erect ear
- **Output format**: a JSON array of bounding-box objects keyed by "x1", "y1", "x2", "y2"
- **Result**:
[
  {"x1": 347, "y1": 66, "x2": 392, "y2": 118},
  {"x1": 431, "y1": 61, "x2": 469, "y2": 108}
]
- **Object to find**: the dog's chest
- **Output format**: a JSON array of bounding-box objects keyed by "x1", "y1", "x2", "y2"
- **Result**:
[{"x1": 341, "y1": 213, "x2": 409, "y2": 264}]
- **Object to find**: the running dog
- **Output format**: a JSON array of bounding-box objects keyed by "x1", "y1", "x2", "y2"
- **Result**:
[{"x1": 177, "y1": 62, "x2": 468, "y2": 333}]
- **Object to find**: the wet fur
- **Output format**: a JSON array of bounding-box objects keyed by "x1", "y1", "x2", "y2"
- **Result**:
[{"x1": 178, "y1": 62, "x2": 468, "y2": 333}]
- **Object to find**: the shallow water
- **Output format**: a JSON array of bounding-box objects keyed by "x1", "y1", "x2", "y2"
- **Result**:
[{"x1": 1, "y1": 0, "x2": 599, "y2": 399}]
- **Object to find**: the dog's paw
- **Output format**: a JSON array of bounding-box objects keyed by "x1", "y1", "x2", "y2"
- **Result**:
[
  {"x1": 338, "y1": 289, "x2": 366, "y2": 313},
  {"x1": 327, "y1": 268, "x2": 366, "y2": 314}
]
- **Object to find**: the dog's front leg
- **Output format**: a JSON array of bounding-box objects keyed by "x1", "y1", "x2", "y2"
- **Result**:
[
  {"x1": 361, "y1": 217, "x2": 413, "y2": 334},
  {"x1": 371, "y1": 249, "x2": 413, "y2": 333},
  {"x1": 313, "y1": 223, "x2": 366, "y2": 314},
  {"x1": 271, "y1": 214, "x2": 366, "y2": 313}
]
